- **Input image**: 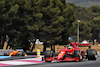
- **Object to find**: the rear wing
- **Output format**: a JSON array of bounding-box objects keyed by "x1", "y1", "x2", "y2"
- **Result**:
[
  {"x1": 79, "y1": 43, "x2": 89, "y2": 47},
  {"x1": 70, "y1": 42, "x2": 91, "y2": 48}
]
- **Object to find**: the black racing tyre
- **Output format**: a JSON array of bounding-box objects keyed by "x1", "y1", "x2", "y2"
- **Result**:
[
  {"x1": 42, "y1": 57, "x2": 44, "y2": 61},
  {"x1": 87, "y1": 49, "x2": 97, "y2": 60},
  {"x1": 53, "y1": 52, "x2": 59, "y2": 56},
  {"x1": 73, "y1": 50, "x2": 83, "y2": 62},
  {"x1": 44, "y1": 50, "x2": 53, "y2": 58},
  {"x1": 16, "y1": 53, "x2": 19, "y2": 56},
  {"x1": 45, "y1": 61, "x2": 52, "y2": 62},
  {"x1": 22, "y1": 52, "x2": 26, "y2": 56}
]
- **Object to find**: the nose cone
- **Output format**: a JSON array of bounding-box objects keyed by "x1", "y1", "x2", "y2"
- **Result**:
[{"x1": 57, "y1": 50, "x2": 65, "y2": 60}]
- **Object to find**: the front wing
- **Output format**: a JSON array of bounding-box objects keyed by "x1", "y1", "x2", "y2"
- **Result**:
[{"x1": 42, "y1": 57, "x2": 80, "y2": 62}]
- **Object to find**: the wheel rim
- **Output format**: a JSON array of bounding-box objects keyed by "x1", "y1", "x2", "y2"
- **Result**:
[
  {"x1": 95, "y1": 54, "x2": 97, "y2": 59},
  {"x1": 80, "y1": 54, "x2": 82, "y2": 60}
]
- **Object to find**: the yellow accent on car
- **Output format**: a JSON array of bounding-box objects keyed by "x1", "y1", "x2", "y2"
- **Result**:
[{"x1": 59, "y1": 53, "x2": 63, "y2": 55}]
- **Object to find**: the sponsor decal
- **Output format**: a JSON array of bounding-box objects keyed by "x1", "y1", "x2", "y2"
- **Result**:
[{"x1": 61, "y1": 51, "x2": 65, "y2": 53}]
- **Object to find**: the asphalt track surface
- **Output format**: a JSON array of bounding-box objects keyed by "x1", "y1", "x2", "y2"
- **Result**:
[
  {"x1": 0, "y1": 56, "x2": 35, "y2": 61},
  {"x1": 8, "y1": 56, "x2": 100, "y2": 67}
]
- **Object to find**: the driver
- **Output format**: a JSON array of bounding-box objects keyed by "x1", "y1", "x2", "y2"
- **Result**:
[
  {"x1": 70, "y1": 44, "x2": 72, "y2": 46},
  {"x1": 68, "y1": 45, "x2": 72, "y2": 50}
]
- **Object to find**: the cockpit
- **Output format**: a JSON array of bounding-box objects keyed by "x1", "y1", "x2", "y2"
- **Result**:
[{"x1": 64, "y1": 45, "x2": 73, "y2": 49}]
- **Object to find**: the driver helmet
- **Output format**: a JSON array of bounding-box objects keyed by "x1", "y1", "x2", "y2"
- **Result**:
[
  {"x1": 68, "y1": 46, "x2": 72, "y2": 49},
  {"x1": 13, "y1": 49, "x2": 16, "y2": 51},
  {"x1": 70, "y1": 44, "x2": 72, "y2": 46}
]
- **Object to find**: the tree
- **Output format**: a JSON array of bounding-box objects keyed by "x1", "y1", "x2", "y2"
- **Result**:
[
  {"x1": 60, "y1": 4, "x2": 76, "y2": 44},
  {"x1": 89, "y1": 5, "x2": 100, "y2": 13},
  {"x1": 71, "y1": 21, "x2": 92, "y2": 42},
  {"x1": 37, "y1": 0, "x2": 64, "y2": 52},
  {"x1": 36, "y1": 0, "x2": 76, "y2": 52},
  {"x1": 0, "y1": 0, "x2": 12, "y2": 48},
  {"x1": 67, "y1": 3, "x2": 99, "y2": 22},
  {"x1": 91, "y1": 16, "x2": 100, "y2": 42},
  {"x1": 0, "y1": 0, "x2": 36, "y2": 51}
]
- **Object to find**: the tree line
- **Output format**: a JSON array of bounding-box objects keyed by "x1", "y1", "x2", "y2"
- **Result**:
[
  {"x1": 68, "y1": 3, "x2": 100, "y2": 43},
  {"x1": 0, "y1": 0, "x2": 100, "y2": 52}
]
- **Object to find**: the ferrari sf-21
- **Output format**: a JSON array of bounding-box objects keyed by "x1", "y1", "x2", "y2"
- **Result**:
[{"x1": 42, "y1": 42, "x2": 97, "y2": 62}]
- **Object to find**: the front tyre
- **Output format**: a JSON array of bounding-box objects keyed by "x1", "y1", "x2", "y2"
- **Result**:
[
  {"x1": 44, "y1": 50, "x2": 53, "y2": 58},
  {"x1": 73, "y1": 50, "x2": 83, "y2": 62},
  {"x1": 44, "y1": 50, "x2": 54, "y2": 62},
  {"x1": 16, "y1": 53, "x2": 20, "y2": 56}
]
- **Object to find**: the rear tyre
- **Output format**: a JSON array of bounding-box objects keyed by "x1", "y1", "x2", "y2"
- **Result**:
[
  {"x1": 87, "y1": 49, "x2": 97, "y2": 60},
  {"x1": 16, "y1": 53, "x2": 19, "y2": 56}
]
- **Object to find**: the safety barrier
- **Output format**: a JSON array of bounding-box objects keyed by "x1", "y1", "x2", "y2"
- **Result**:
[
  {"x1": 37, "y1": 49, "x2": 40, "y2": 57},
  {"x1": 0, "y1": 49, "x2": 12, "y2": 56},
  {"x1": 26, "y1": 52, "x2": 44, "y2": 55}
]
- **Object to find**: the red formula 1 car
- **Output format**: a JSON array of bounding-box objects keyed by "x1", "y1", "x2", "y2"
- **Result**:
[{"x1": 42, "y1": 43, "x2": 97, "y2": 62}]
